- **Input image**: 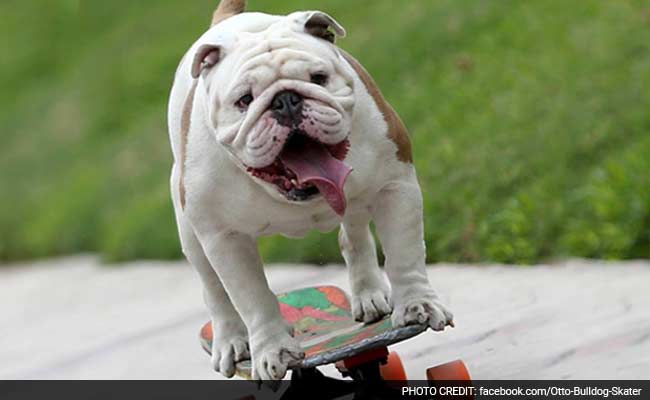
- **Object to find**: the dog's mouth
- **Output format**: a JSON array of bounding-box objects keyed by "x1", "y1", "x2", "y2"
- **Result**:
[{"x1": 247, "y1": 131, "x2": 352, "y2": 215}]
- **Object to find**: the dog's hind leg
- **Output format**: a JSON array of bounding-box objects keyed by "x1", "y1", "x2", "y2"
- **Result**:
[
  {"x1": 339, "y1": 211, "x2": 392, "y2": 323},
  {"x1": 178, "y1": 219, "x2": 249, "y2": 378}
]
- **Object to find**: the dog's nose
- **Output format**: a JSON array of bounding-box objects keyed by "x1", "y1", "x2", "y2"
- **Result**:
[{"x1": 271, "y1": 90, "x2": 303, "y2": 125}]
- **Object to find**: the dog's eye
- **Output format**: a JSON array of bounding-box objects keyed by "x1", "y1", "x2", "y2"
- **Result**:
[
  {"x1": 310, "y1": 73, "x2": 328, "y2": 86},
  {"x1": 236, "y1": 93, "x2": 254, "y2": 110}
]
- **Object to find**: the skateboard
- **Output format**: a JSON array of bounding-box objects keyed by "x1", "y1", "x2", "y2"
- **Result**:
[{"x1": 200, "y1": 286, "x2": 471, "y2": 398}]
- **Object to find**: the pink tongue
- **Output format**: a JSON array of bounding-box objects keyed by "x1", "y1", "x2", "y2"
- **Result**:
[{"x1": 280, "y1": 139, "x2": 352, "y2": 216}]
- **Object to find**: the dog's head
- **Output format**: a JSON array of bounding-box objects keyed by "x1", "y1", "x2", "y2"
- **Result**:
[{"x1": 190, "y1": 2, "x2": 355, "y2": 215}]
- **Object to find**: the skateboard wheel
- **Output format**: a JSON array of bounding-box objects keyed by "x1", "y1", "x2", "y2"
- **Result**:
[
  {"x1": 380, "y1": 351, "x2": 407, "y2": 381},
  {"x1": 200, "y1": 321, "x2": 212, "y2": 342},
  {"x1": 426, "y1": 360, "x2": 471, "y2": 382}
]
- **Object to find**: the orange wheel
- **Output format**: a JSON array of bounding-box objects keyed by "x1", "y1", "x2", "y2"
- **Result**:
[
  {"x1": 426, "y1": 359, "x2": 471, "y2": 382},
  {"x1": 200, "y1": 321, "x2": 212, "y2": 342},
  {"x1": 380, "y1": 351, "x2": 407, "y2": 381}
]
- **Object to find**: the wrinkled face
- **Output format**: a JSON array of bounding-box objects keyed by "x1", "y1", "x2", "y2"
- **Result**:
[{"x1": 193, "y1": 12, "x2": 356, "y2": 215}]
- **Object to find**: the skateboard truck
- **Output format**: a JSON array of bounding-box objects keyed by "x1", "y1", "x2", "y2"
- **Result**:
[{"x1": 335, "y1": 347, "x2": 389, "y2": 378}]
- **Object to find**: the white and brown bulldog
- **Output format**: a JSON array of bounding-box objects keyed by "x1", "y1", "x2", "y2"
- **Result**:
[{"x1": 168, "y1": 0, "x2": 453, "y2": 380}]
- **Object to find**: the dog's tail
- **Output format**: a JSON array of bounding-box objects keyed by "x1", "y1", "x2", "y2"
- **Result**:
[{"x1": 211, "y1": 0, "x2": 246, "y2": 27}]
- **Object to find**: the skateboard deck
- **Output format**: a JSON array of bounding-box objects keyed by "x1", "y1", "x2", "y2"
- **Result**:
[{"x1": 200, "y1": 285, "x2": 427, "y2": 379}]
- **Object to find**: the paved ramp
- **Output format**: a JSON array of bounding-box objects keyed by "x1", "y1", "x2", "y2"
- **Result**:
[{"x1": 1, "y1": 257, "x2": 648, "y2": 380}]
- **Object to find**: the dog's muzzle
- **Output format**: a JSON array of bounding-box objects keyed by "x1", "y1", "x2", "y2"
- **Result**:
[{"x1": 244, "y1": 87, "x2": 353, "y2": 216}]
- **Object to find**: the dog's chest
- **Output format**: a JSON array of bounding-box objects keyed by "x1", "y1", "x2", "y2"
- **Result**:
[
  {"x1": 254, "y1": 210, "x2": 341, "y2": 237},
  {"x1": 225, "y1": 183, "x2": 374, "y2": 238}
]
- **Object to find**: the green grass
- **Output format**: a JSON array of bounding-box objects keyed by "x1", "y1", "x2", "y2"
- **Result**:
[{"x1": 1, "y1": 0, "x2": 649, "y2": 264}]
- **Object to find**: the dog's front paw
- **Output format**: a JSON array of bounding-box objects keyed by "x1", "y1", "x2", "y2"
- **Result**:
[
  {"x1": 351, "y1": 283, "x2": 393, "y2": 323},
  {"x1": 392, "y1": 293, "x2": 454, "y2": 331},
  {"x1": 211, "y1": 321, "x2": 250, "y2": 378},
  {"x1": 250, "y1": 325, "x2": 305, "y2": 380}
]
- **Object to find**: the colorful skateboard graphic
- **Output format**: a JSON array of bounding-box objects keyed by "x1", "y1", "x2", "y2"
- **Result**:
[{"x1": 199, "y1": 285, "x2": 469, "y2": 383}]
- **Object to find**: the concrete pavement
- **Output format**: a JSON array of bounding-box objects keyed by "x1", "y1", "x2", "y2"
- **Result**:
[{"x1": 1, "y1": 256, "x2": 648, "y2": 380}]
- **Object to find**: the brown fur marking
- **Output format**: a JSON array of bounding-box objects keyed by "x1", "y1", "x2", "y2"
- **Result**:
[
  {"x1": 340, "y1": 50, "x2": 413, "y2": 163},
  {"x1": 211, "y1": 0, "x2": 246, "y2": 27},
  {"x1": 179, "y1": 80, "x2": 199, "y2": 209}
]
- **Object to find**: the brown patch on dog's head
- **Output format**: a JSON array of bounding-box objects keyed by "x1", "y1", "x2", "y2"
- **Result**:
[
  {"x1": 211, "y1": 0, "x2": 246, "y2": 27},
  {"x1": 340, "y1": 50, "x2": 413, "y2": 163}
]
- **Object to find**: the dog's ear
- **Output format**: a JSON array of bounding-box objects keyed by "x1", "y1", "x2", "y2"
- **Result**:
[
  {"x1": 191, "y1": 44, "x2": 222, "y2": 79},
  {"x1": 212, "y1": 0, "x2": 246, "y2": 27},
  {"x1": 304, "y1": 11, "x2": 346, "y2": 43}
]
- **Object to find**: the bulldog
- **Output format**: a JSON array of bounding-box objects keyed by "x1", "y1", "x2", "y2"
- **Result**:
[{"x1": 168, "y1": 0, "x2": 453, "y2": 380}]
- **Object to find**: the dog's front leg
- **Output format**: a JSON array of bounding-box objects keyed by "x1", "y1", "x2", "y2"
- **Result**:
[
  {"x1": 339, "y1": 211, "x2": 392, "y2": 323},
  {"x1": 179, "y1": 222, "x2": 249, "y2": 378},
  {"x1": 198, "y1": 230, "x2": 304, "y2": 380},
  {"x1": 371, "y1": 166, "x2": 454, "y2": 331}
]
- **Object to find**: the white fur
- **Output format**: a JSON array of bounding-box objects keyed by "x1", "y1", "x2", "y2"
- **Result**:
[{"x1": 168, "y1": 10, "x2": 453, "y2": 380}]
